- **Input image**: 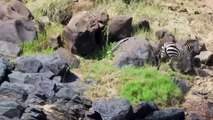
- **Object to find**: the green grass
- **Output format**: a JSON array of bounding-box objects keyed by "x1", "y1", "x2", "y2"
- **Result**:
[
  {"x1": 26, "y1": 0, "x2": 72, "y2": 21},
  {"x1": 97, "y1": 0, "x2": 163, "y2": 40},
  {"x1": 21, "y1": 23, "x2": 63, "y2": 56},
  {"x1": 120, "y1": 66, "x2": 183, "y2": 106},
  {"x1": 74, "y1": 56, "x2": 186, "y2": 107}
]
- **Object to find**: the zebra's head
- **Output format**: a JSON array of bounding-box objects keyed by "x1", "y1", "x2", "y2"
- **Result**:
[{"x1": 184, "y1": 36, "x2": 203, "y2": 57}]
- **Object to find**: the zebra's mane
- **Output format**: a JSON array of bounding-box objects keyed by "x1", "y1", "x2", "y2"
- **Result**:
[{"x1": 184, "y1": 39, "x2": 198, "y2": 46}]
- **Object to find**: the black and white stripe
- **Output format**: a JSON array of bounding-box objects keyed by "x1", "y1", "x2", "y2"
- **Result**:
[{"x1": 157, "y1": 39, "x2": 202, "y2": 71}]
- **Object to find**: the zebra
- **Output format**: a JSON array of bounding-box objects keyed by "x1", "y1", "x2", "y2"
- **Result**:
[{"x1": 157, "y1": 37, "x2": 203, "y2": 73}]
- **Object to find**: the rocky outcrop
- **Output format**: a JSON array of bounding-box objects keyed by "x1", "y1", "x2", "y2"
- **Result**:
[
  {"x1": 0, "y1": 98, "x2": 26, "y2": 119},
  {"x1": 62, "y1": 10, "x2": 109, "y2": 56},
  {"x1": 0, "y1": 55, "x2": 89, "y2": 120},
  {"x1": 0, "y1": 54, "x2": 188, "y2": 120},
  {"x1": 113, "y1": 35, "x2": 157, "y2": 68}
]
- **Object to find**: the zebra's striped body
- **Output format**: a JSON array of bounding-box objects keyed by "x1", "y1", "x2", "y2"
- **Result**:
[{"x1": 157, "y1": 39, "x2": 202, "y2": 72}]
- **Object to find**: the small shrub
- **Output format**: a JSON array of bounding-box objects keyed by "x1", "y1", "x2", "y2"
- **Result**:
[{"x1": 120, "y1": 67, "x2": 183, "y2": 106}]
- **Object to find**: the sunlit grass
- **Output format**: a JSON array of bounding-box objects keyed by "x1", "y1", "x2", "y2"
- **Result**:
[{"x1": 21, "y1": 23, "x2": 63, "y2": 56}]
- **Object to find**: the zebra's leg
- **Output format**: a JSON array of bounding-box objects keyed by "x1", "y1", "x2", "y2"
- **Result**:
[
  {"x1": 169, "y1": 59, "x2": 176, "y2": 71},
  {"x1": 157, "y1": 51, "x2": 162, "y2": 70}
]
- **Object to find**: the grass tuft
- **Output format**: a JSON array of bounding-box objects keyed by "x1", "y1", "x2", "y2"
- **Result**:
[
  {"x1": 120, "y1": 66, "x2": 183, "y2": 106},
  {"x1": 21, "y1": 23, "x2": 63, "y2": 56}
]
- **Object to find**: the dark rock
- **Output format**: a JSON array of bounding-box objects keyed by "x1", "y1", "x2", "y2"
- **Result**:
[
  {"x1": 133, "y1": 101, "x2": 159, "y2": 119},
  {"x1": 0, "y1": 82, "x2": 28, "y2": 102},
  {"x1": 0, "y1": 2, "x2": 24, "y2": 21},
  {"x1": 9, "y1": 0, "x2": 34, "y2": 19},
  {"x1": 192, "y1": 57, "x2": 202, "y2": 68},
  {"x1": 0, "y1": 41, "x2": 22, "y2": 57},
  {"x1": 39, "y1": 55, "x2": 69, "y2": 76},
  {"x1": 91, "y1": 9, "x2": 109, "y2": 45},
  {"x1": 194, "y1": 68, "x2": 211, "y2": 77},
  {"x1": 138, "y1": 18, "x2": 150, "y2": 31},
  {"x1": 0, "y1": 116, "x2": 20, "y2": 120},
  {"x1": 108, "y1": 16, "x2": 133, "y2": 42},
  {"x1": 65, "y1": 77, "x2": 88, "y2": 94},
  {"x1": 67, "y1": 101, "x2": 88, "y2": 119},
  {"x1": 168, "y1": 6, "x2": 180, "y2": 11},
  {"x1": 55, "y1": 87, "x2": 77, "y2": 100},
  {"x1": 8, "y1": 71, "x2": 54, "y2": 84},
  {"x1": 178, "y1": 8, "x2": 188, "y2": 13},
  {"x1": 176, "y1": 52, "x2": 194, "y2": 74},
  {"x1": 35, "y1": 80, "x2": 57, "y2": 101},
  {"x1": 62, "y1": 10, "x2": 109, "y2": 56},
  {"x1": 16, "y1": 57, "x2": 42, "y2": 73},
  {"x1": 85, "y1": 108, "x2": 102, "y2": 120},
  {"x1": 144, "y1": 109, "x2": 185, "y2": 120},
  {"x1": 21, "y1": 107, "x2": 47, "y2": 120},
  {"x1": 93, "y1": 98, "x2": 133, "y2": 120},
  {"x1": 71, "y1": 95, "x2": 92, "y2": 108},
  {"x1": 0, "y1": 99, "x2": 26, "y2": 119},
  {"x1": 0, "y1": 63, "x2": 6, "y2": 85},
  {"x1": 25, "y1": 95, "x2": 45, "y2": 105},
  {"x1": 55, "y1": 48, "x2": 79, "y2": 68},
  {"x1": 0, "y1": 19, "x2": 37, "y2": 44},
  {"x1": 113, "y1": 36, "x2": 157, "y2": 68},
  {"x1": 171, "y1": 77, "x2": 191, "y2": 94},
  {"x1": 16, "y1": 55, "x2": 69, "y2": 76},
  {"x1": 63, "y1": 11, "x2": 103, "y2": 55},
  {"x1": 50, "y1": 34, "x2": 63, "y2": 50},
  {"x1": 208, "y1": 101, "x2": 213, "y2": 119},
  {"x1": 52, "y1": 98, "x2": 90, "y2": 120},
  {"x1": 195, "y1": 51, "x2": 213, "y2": 66}
]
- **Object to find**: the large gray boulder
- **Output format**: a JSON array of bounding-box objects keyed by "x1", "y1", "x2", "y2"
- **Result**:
[
  {"x1": 8, "y1": 71, "x2": 54, "y2": 84},
  {"x1": 16, "y1": 55, "x2": 69, "y2": 76},
  {"x1": 62, "y1": 10, "x2": 109, "y2": 56},
  {"x1": 0, "y1": 98, "x2": 26, "y2": 119},
  {"x1": 0, "y1": 41, "x2": 22, "y2": 57},
  {"x1": 8, "y1": 0, "x2": 34, "y2": 20},
  {"x1": 108, "y1": 16, "x2": 133, "y2": 42},
  {"x1": 92, "y1": 98, "x2": 133, "y2": 120},
  {"x1": 113, "y1": 36, "x2": 157, "y2": 68},
  {"x1": 0, "y1": 82, "x2": 28, "y2": 102},
  {"x1": 133, "y1": 101, "x2": 159, "y2": 119},
  {"x1": 0, "y1": 19, "x2": 37, "y2": 44}
]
